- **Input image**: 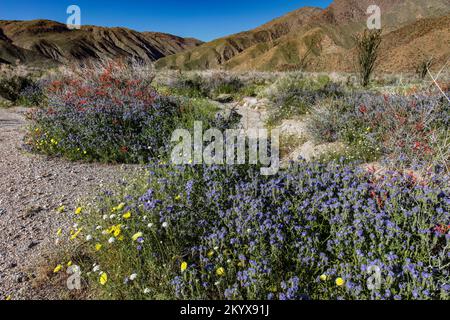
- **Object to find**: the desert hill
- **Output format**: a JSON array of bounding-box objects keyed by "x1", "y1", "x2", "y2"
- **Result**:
[
  {"x1": 0, "y1": 19, "x2": 203, "y2": 66},
  {"x1": 155, "y1": 0, "x2": 450, "y2": 73}
]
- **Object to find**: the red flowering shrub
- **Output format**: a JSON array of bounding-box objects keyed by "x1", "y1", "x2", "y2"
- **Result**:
[
  {"x1": 26, "y1": 62, "x2": 224, "y2": 163},
  {"x1": 308, "y1": 91, "x2": 449, "y2": 168}
]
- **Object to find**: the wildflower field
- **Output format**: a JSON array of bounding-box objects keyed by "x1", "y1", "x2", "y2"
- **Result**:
[
  {"x1": 71, "y1": 161, "x2": 449, "y2": 300},
  {"x1": 14, "y1": 65, "x2": 450, "y2": 300}
]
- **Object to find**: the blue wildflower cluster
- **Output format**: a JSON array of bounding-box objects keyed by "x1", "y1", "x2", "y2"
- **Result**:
[
  {"x1": 86, "y1": 160, "x2": 449, "y2": 300},
  {"x1": 308, "y1": 91, "x2": 449, "y2": 166}
]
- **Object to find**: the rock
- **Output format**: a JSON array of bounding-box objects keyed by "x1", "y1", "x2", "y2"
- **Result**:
[
  {"x1": 16, "y1": 272, "x2": 29, "y2": 283},
  {"x1": 214, "y1": 94, "x2": 234, "y2": 103},
  {"x1": 288, "y1": 141, "x2": 346, "y2": 162},
  {"x1": 27, "y1": 241, "x2": 40, "y2": 249},
  {"x1": 241, "y1": 97, "x2": 258, "y2": 107},
  {"x1": 21, "y1": 206, "x2": 43, "y2": 219},
  {"x1": 0, "y1": 208, "x2": 6, "y2": 216},
  {"x1": 278, "y1": 119, "x2": 310, "y2": 139}
]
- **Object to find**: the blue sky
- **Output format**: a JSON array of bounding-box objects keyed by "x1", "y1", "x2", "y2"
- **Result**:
[{"x1": 0, "y1": 0, "x2": 332, "y2": 41}]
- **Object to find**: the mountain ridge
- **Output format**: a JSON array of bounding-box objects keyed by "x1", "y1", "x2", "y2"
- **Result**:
[
  {"x1": 155, "y1": 0, "x2": 450, "y2": 73},
  {"x1": 1, "y1": 0, "x2": 449, "y2": 73},
  {"x1": 0, "y1": 19, "x2": 203, "y2": 66}
]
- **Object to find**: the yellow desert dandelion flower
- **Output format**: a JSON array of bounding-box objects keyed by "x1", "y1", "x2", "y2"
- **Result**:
[
  {"x1": 53, "y1": 264, "x2": 63, "y2": 273},
  {"x1": 70, "y1": 228, "x2": 83, "y2": 241},
  {"x1": 107, "y1": 224, "x2": 122, "y2": 237},
  {"x1": 216, "y1": 267, "x2": 225, "y2": 277},
  {"x1": 75, "y1": 207, "x2": 83, "y2": 215},
  {"x1": 181, "y1": 262, "x2": 188, "y2": 272},
  {"x1": 336, "y1": 277, "x2": 345, "y2": 287},
  {"x1": 132, "y1": 232, "x2": 143, "y2": 241},
  {"x1": 67, "y1": 261, "x2": 73, "y2": 267},
  {"x1": 113, "y1": 225, "x2": 122, "y2": 237},
  {"x1": 99, "y1": 272, "x2": 108, "y2": 285},
  {"x1": 56, "y1": 228, "x2": 62, "y2": 236},
  {"x1": 122, "y1": 211, "x2": 131, "y2": 219},
  {"x1": 175, "y1": 195, "x2": 182, "y2": 201},
  {"x1": 5, "y1": 295, "x2": 11, "y2": 301},
  {"x1": 111, "y1": 203, "x2": 126, "y2": 212},
  {"x1": 56, "y1": 205, "x2": 65, "y2": 213},
  {"x1": 320, "y1": 274, "x2": 328, "y2": 281},
  {"x1": 95, "y1": 243, "x2": 102, "y2": 251}
]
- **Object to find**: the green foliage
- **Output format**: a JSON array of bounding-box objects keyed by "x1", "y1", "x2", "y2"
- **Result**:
[
  {"x1": 0, "y1": 75, "x2": 34, "y2": 102},
  {"x1": 162, "y1": 72, "x2": 245, "y2": 100},
  {"x1": 265, "y1": 74, "x2": 343, "y2": 126}
]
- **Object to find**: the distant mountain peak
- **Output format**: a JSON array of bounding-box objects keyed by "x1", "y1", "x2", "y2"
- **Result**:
[
  {"x1": 0, "y1": 19, "x2": 203, "y2": 66},
  {"x1": 155, "y1": 0, "x2": 450, "y2": 73}
]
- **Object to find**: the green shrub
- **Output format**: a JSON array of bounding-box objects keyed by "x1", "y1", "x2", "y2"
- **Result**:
[
  {"x1": 265, "y1": 74, "x2": 344, "y2": 126},
  {"x1": 0, "y1": 75, "x2": 34, "y2": 102}
]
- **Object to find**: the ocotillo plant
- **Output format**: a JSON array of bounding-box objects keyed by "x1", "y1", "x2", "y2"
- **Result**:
[{"x1": 354, "y1": 29, "x2": 382, "y2": 87}]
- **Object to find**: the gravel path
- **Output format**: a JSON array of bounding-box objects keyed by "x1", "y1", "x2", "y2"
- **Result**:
[{"x1": 0, "y1": 107, "x2": 138, "y2": 299}]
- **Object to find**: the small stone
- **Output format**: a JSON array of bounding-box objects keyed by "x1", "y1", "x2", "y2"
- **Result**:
[
  {"x1": 28, "y1": 241, "x2": 40, "y2": 249},
  {"x1": 16, "y1": 272, "x2": 29, "y2": 283},
  {"x1": 21, "y1": 206, "x2": 43, "y2": 219},
  {"x1": 214, "y1": 94, "x2": 234, "y2": 103}
]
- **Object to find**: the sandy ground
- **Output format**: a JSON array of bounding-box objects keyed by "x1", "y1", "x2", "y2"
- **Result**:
[{"x1": 0, "y1": 107, "x2": 137, "y2": 299}]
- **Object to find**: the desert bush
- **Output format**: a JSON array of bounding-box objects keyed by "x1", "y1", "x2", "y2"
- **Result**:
[
  {"x1": 0, "y1": 63, "x2": 45, "y2": 105},
  {"x1": 66, "y1": 160, "x2": 449, "y2": 300},
  {"x1": 160, "y1": 71, "x2": 245, "y2": 100},
  {"x1": 416, "y1": 58, "x2": 434, "y2": 80},
  {"x1": 265, "y1": 73, "x2": 344, "y2": 126},
  {"x1": 207, "y1": 73, "x2": 244, "y2": 97},
  {"x1": 354, "y1": 30, "x2": 382, "y2": 87},
  {"x1": 238, "y1": 83, "x2": 265, "y2": 97},
  {"x1": 307, "y1": 91, "x2": 449, "y2": 168},
  {"x1": 26, "y1": 63, "x2": 228, "y2": 163},
  {"x1": 17, "y1": 79, "x2": 47, "y2": 107},
  {"x1": 0, "y1": 75, "x2": 35, "y2": 102},
  {"x1": 166, "y1": 73, "x2": 207, "y2": 98}
]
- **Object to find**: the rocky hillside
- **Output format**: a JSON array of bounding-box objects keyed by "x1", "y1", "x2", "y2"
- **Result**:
[
  {"x1": 156, "y1": 0, "x2": 450, "y2": 73},
  {"x1": 0, "y1": 20, "x2": 203, "y2": 66}
]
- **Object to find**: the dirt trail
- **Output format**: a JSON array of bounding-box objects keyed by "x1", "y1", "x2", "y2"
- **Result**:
[
  {"x1": 0, "y1": 107, "x2": 137, "y2": 299},
  {"x1": 224, "y1": 98, "x2": 344, "y2": 164}
]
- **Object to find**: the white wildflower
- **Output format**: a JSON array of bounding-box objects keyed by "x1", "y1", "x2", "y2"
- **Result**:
[{"x1": 129, "y1": 273, "x2": 138, "y2": 281}]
